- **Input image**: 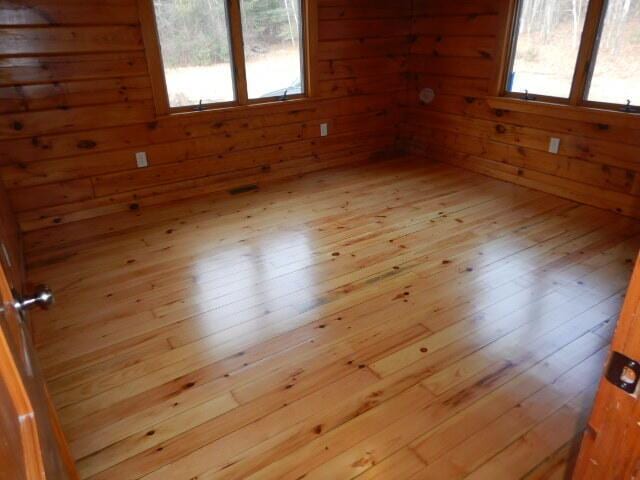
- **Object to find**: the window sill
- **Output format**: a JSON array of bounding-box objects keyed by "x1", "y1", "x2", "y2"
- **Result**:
[
  {"x1": 155, "y1": 95, "x2": 313, "y2": 120},
  {"x1": 486, "y1": 96, "x2": 640, "y2": 128}
]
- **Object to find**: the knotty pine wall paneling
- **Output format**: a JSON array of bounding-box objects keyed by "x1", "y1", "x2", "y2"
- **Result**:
[
  {"x1": 401, "y1": 0, "x2": 640, "y2": 218},
  {"x1": 0, "y1": 175, "x2": 23, "y2": 290},
  {"x1": 0, "y1": 0, "x2": 412, "y2": 251}
]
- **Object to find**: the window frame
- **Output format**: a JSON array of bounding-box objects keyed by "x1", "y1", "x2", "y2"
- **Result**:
[
  {"x1": 495, "y1": 0, "x2": 639, "y2": 114},
  {"x1": 138, "y1": 0, "x2": 316, "y2": 116}
]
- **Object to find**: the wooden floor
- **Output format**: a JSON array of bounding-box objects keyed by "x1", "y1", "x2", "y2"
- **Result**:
[{"x1": 28, "y1": 158, "x2": 640, "y2": 480}]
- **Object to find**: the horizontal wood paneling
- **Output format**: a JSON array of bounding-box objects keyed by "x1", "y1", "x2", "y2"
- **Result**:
[
  {"x1": 0, "y1": 76, "x2": 152, "y2": 114},
  {"x1": 0, "y1": 1, "x2": 140, "y2": 26},
  {"x1": 1, "y1": 0, "x2": 411, "y2": 242},
  {"x1": 0, "y1": 176, "x2": 23, "y2": 290},
  {"x1": 0, "y1": 26, "x2": 143, "y2": 55},
  {"x1": 402, "y1": 0, "x2": 640, "y2": 218},
  {"x1": 0, "y1": 52, "x2": 149, "y2": 85}
]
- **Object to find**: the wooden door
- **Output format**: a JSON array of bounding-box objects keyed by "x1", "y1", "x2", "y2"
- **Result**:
[
  {"x1": 574, "y1": 255, "x2": 640, "y2": 478},
  {"x1": 0, "y1": 262, "x2": 77, "y2": 479}
]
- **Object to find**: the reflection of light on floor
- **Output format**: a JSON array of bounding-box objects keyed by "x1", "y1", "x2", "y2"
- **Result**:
[
  {"x1": 455, "y1": 239, "x2": 548, "y2": 361},
  {"x1": 187, "y1": 231, "x2": 317, "y2": 346},
  {"x1": 462, "y1": 232, "x2": 627, "y2": 397}
]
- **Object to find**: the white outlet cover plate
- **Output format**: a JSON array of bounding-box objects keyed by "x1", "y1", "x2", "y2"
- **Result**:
[
  {"x1": 548, "y1": 138, "x2": 560, "y2": 154},
  {"x1": 136, "y1": 151, "x2": 148, "y2": 168},
  {"x1": 320, "y1": 123, "x2": 328, "y2": 137}
]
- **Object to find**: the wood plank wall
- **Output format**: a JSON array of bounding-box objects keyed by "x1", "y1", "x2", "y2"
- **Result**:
[
  {"x1": 401, "y1": 0, "x2": 640, "y2": 218},
  {"x1": 0, "y1": 176, "x2": 23, "y2": 290},
  {"x1": 0, "y1": 0, "x2": 411, "y2": 247}
]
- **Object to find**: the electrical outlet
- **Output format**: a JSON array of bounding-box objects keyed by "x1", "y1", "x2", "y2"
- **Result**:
[
  {"x1": 548, "y1": 137, "x2": 560, "y2": 154},
  {"x1": 136, "y1": 151, "x2": 148, "y2": 168},
  {"x1": 320, "y1": 123, "x2": 329, "y2": 137}
]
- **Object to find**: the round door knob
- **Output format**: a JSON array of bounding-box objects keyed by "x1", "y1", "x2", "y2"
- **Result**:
[{"x1": 16, "y1": 285, "x2": 55, "y2": 311}]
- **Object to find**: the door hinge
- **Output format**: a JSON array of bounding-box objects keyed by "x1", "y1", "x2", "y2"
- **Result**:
[{"x1": 606, "y1": 351, "x2": 640, "y2": 395}]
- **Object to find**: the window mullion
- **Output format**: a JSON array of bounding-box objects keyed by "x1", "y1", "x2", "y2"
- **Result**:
[
  {"x1": 228, "y1": 0, "x2": 249, "y2": 105},
  {"x1": 569, "y1": 0, "x2": 607, "y2": 106},
  {"x1": 138, "y1": 0, "x2": 171, "y2": 115}
]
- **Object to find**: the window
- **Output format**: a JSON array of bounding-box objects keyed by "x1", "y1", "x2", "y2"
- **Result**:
[
  {"x1": 503, "y1": 0, "x2": 639, "y2": 111},
  {"x1": 587, "y1": 0, "x2": 640, "y2": 105},
  {"x1": 153, "y1": 0, "x2": 236, "y2": 108},
  {"x1": 241, "y1": 0, "x2": 305, "y2": 100},
  {"x1": 147, "y1": 0, "x2": 308, "y2": 113}
]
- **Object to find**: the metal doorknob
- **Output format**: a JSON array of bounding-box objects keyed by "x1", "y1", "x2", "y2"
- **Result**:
[{"x1": 15, "y1": 285, "x2": 54, "y2": 311}]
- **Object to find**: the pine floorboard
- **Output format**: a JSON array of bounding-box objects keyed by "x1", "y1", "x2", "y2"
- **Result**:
[{"x1": 28, "y1": 157, "x2": 640, "y2": 479}]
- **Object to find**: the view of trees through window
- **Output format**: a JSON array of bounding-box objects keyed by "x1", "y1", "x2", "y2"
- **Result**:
[
  {"x1": 154, "y1": 0, "x2": 235, "y2": 107},
  {"x1": 588, "y1": 0, "x2": 640, "y2": 105},
  {"x1": 153, "y1": 0, "x2": 303, "y2": 108},
  {"x1": 508, "y1": 0, "x2": 639, "y2": 105},
  {"x1": 241, "y1": 0, "x2": 303, "y2": 99}
]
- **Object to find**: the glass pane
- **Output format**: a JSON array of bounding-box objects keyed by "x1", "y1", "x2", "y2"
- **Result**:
[
  {"x1": 587, "y1": 0, "x2": 640, "y2": 106},
  {"x1": 153, "y1": 0, "x2": 235, "y2": 108},
  {"x1": 240, "y1": 0, "x2": 304, "y2": 100},
  {"x1": 507, "y1": 0, "x2": 589, "y2": 98}
]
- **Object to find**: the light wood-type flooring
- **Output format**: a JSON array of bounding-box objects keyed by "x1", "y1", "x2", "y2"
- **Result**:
[{"x1": 27, "y1": 158, "x2": 640, "y2": 479}]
